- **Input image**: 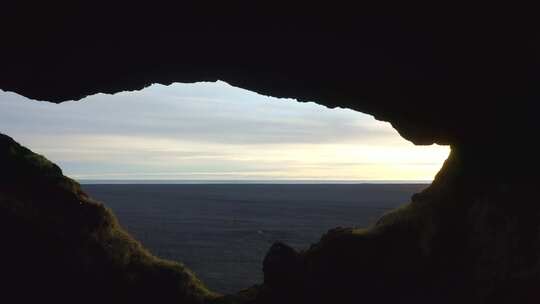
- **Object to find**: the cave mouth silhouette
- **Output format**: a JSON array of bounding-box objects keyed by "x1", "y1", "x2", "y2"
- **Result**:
[
  {"x1": 0, "y1": 81, "x2": 450, "y2": 294},
  {"x1": 2, "y1": 5, "x2": 540, "y2": 303}
]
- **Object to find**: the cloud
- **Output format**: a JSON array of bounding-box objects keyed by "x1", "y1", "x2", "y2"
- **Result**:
[
  {"x1": 1, "y1": 82, "x2": 398, "y2": 145},
  {"x1": 0, "y1": 82, "x2": 449, "y2": 180}
]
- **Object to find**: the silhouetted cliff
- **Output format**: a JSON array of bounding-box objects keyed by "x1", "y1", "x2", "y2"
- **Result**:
[
  {"x1": 253, "y1": 146, "x2": 540, "y2": 303},
  {"x1": 0, "y1": 133, "x2": 215, "y2": 303}
]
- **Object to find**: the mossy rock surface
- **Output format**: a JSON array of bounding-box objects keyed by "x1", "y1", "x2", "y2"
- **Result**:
[{"x1": 0, "y1": 133, "x2": 220, "y2": 303}]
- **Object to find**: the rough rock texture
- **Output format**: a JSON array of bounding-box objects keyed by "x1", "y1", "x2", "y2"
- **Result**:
[
  {"x1": 0, "y1": 133, "x2": 216, "y2": 303},
  {"x1": 255, "y1": 146, "x2": 540, "y2": 303},
  {"x1": 1, "y1": 4, "x2": 540, "y2": 304}
]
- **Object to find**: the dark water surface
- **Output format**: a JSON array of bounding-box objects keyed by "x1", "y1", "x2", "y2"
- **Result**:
[{"x1": 82, "y1": 184, "x2": 427, "y2": 293}]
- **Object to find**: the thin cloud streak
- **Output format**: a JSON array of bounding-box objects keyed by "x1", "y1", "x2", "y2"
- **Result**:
[{"x1": 0, "y1": 82, "x2": 449, "y2": 181}]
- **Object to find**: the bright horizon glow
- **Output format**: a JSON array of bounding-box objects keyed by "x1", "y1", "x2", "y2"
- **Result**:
[{"x1": 0, "y1": 81, "x2": 449, "y2": 181}]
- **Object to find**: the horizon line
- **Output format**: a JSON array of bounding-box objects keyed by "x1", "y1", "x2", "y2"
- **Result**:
[{"x1": 77, "y1": 179, "x2": 432, "y2": 185}]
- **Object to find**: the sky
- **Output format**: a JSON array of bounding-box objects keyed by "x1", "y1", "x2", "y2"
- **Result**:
[{"x1": 0, "y1": 81, "x2": 449, "y2": 181}]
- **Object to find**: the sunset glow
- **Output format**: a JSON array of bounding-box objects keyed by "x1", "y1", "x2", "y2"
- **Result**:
[{"x1": 0, "y1": 81, "x2": 449, "y2": 181}]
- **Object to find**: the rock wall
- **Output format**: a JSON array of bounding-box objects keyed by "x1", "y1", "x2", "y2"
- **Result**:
[
  {"x1": 0, "y1": 133, "x2": 215, "y2": 303},
  {"x1": 257, "y1": 146, "x2": 540, "y2": 303}
]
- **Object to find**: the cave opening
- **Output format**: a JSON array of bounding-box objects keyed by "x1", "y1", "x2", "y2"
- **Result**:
[
  {"x1": 0, "y1": 81, "x2": 449, "y2": 293},
  {"x1": 3, "y1": 5, "x2": 539, "y2": 302}
]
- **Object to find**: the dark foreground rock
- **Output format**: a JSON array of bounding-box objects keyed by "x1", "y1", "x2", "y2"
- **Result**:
[
  {"x1": 253, "y1": 146, "x2": 540, "y2": 304},
  {"x1": 0, "y1": 133, "x2": 216, "y2": 304},
  {"x1": 2, "y1": 132, "x2": 539, "y2": 304}
]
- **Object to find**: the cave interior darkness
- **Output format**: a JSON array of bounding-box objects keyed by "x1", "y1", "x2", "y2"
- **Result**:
[{"x1": 1, "y1": 4, "x2": 540, "y2": 304}]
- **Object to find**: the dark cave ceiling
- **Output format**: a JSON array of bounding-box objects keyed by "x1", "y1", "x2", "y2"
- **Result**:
[{"x1": 1, "y1": 3, "x2": 538, "y2": 146}]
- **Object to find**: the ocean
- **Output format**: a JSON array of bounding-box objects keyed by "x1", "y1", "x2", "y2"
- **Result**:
[{"x1": 82, "y1": 183, "x2": 427, "y2": 294}]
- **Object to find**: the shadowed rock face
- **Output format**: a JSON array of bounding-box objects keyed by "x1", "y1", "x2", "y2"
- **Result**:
[
  {"x1": 1, "y1": 4, "x2": 540, "y2": 304},
  {"x1": 258, "y1": 146, "x2": 540, "y2": 304},
  {"x1": 0, "y1": 133, "x2": 215, "y2": 304}
]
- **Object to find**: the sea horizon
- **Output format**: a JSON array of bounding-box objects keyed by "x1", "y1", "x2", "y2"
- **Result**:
[{"x1": 77, "y1": 179, "x2": 432, "y2": 185}]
